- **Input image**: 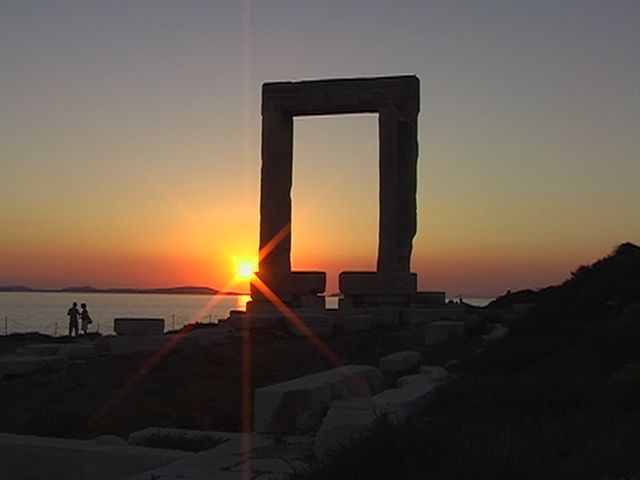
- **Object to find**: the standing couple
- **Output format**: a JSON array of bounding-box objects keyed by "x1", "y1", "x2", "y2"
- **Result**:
[{"x1": 66, "y1": 302, "x2": 93, "y2": 337}]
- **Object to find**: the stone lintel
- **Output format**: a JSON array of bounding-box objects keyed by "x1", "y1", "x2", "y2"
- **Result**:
[
  {"x1": 251, "y1": 271, "x2": 326, "y2": 298},
  {"x1": 339, "y1": 271, "x2": 417, "y2": 296},
  {"x1": 262, "y1": 76, "x2": 419, "y2": 116}
]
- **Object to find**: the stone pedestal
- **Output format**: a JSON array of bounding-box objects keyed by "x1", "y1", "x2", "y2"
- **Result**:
[{"x1": 338, "y1": 271, "x2": 417, "y2": 311}]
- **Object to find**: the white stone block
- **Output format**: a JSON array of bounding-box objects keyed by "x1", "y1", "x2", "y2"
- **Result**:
[
  {"x1": 424, "y1": 321, "x2": 464, "y2": 346},
  {"x1": 314, "y1": 383, "x2": 435, "y2": 460},
  {"x1": 254, "y1": 365, "x2": 383, "y2": 434},
  {"x1": 379, "y1": 351, "x2": 422, "y2": 375},
  {"x1": 372, "y1": 384, "x2": 436, "y2": 421},
  {"x1": 314, "y1": 406, "x2": 378, "y2": 459},
  {"x1": 417, "y1": 365, "x2": 448, "y2": 383},
  {"x1": 397, "y1": 374, "x2": 433, "y2": 389}
]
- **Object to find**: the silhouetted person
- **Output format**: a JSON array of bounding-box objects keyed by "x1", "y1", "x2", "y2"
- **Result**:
[
  {"x1": 80, "y1": 302, "x2": 92, "y2": 335},
  {"x1": 67, "y1": 302, "x2": 80, "y2": 337}
]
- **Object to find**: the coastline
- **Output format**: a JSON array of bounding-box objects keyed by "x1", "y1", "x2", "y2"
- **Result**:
[{"x1": 0, "y1": 286, "x2": 248, "y2": 296}]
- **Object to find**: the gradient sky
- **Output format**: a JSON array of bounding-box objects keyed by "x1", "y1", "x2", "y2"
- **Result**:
[{"x1": 1, "y1": 1, "x2": 638, "y2": 296}]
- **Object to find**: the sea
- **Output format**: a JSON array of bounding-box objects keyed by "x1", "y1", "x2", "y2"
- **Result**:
[
  {"x1": 0, "y1": 292, "x2": 493, "y2": 337},
  {"x1": 0, "y1": 291, "x2": 251, "y2": 336}
]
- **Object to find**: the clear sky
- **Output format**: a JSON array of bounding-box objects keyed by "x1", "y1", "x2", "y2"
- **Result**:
[{"x1": 1, "y1": 1, "x2": 638, "y2": 296}]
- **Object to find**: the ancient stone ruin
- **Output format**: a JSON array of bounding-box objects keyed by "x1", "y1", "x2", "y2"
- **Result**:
[
  {"x1": 226, "y1": 74, "x2": 448, "y2": 331},
  {"x1": 247, "y1": 75, "x2": 424, "y2": 316}
]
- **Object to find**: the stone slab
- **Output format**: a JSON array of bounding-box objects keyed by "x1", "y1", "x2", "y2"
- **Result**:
[
  {"x1": 314, "y1": 406, "x2": 378, "y2": 459},
  {"x1": 397, "y1": 367, "x2": 448, "y2": 391},
  {"x1": 417, "y1": 365, "x2": 448, "y2": 383},
  {"x1": 372, "y1": 384, "x2": 436, "y2": 421},
  {"x1": 114, "y1": 318, "x2": 165, "y2": 336},
  {"x1": 254, "y1": 365, "x2": 383, "y2": 434},
  {"x1": 126, "y1": 433, "x2": 275, "y2": 480},
  {"x1": 251, "y1": 271, "x2": 326, "y2": 297},
  {"x1": 379, "y1": 351, "x2": 422, "y2": 375},
  {"x1": 0, "y1": 433, "x2": 187, "y2": 480},
  {"x1": 262, "y1": 75, "x2": 419, "y2": 116}
]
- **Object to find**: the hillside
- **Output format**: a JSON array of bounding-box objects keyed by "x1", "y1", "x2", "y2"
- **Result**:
[{"x1": 297, "y1": 243, "x2": 640, "y2": 479}]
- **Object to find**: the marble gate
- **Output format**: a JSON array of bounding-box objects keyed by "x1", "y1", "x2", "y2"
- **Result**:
[{"x1": 249, "y1": 76, "x2": 420, "y2": 315}]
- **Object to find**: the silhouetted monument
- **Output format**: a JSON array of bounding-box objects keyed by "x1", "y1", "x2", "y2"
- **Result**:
[{"x1": 249, "y1": 75, "x2": 420, "y2": 315}]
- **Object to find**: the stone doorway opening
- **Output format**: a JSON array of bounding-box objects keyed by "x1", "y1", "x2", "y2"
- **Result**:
[{"x1": 291, "y1": 114, "x2": 379, "y2": 295}]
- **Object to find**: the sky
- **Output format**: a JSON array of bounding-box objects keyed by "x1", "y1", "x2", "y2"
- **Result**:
[{"x1": 1, "y1": 1, "x2": 638, "y2": 297}]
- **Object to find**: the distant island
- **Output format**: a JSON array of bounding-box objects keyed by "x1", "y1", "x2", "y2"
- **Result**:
[{"x1": 0, "y1": 285, "x2": 248, "y2": 296}]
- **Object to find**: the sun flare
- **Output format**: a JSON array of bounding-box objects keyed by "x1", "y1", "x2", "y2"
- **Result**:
[
  {"x1": 233, "y1": 256, "x2": 257, "y2": 281},
  {"x1": 238, "y1": 262, "x2": 254, "y2": 280}
]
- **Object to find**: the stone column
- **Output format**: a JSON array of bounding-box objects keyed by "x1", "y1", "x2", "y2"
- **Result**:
[
  {"x1": 396, "y1": 111, "x2": 418, "y2": 272},
  {"x1": 259, "y1": 109, "x2": 293, "y2": 277},
  {"x1": 377, "y1": 107, "x2": 418, "y2": 273}
]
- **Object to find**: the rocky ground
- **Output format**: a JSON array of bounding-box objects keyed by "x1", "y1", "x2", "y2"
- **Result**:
[{"x1": 0, "y1": 321, "x2": 440, "y2": 440}]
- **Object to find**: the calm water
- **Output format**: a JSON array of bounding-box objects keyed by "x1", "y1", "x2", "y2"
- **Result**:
[
  {"x1": 0, "y1": 292, "x2": 251, "y2": 336},
  {"x1": 0, "y1": 292, "x2": 493, "y2": 337}
]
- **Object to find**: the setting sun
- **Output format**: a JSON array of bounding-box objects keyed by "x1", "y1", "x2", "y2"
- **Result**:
[
  {"x1": 238, "y1": 262, "x2": 254, "y2": 280},
  {"x1": 233, "y1": 256, "x2": 257, "y2": 281}
]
